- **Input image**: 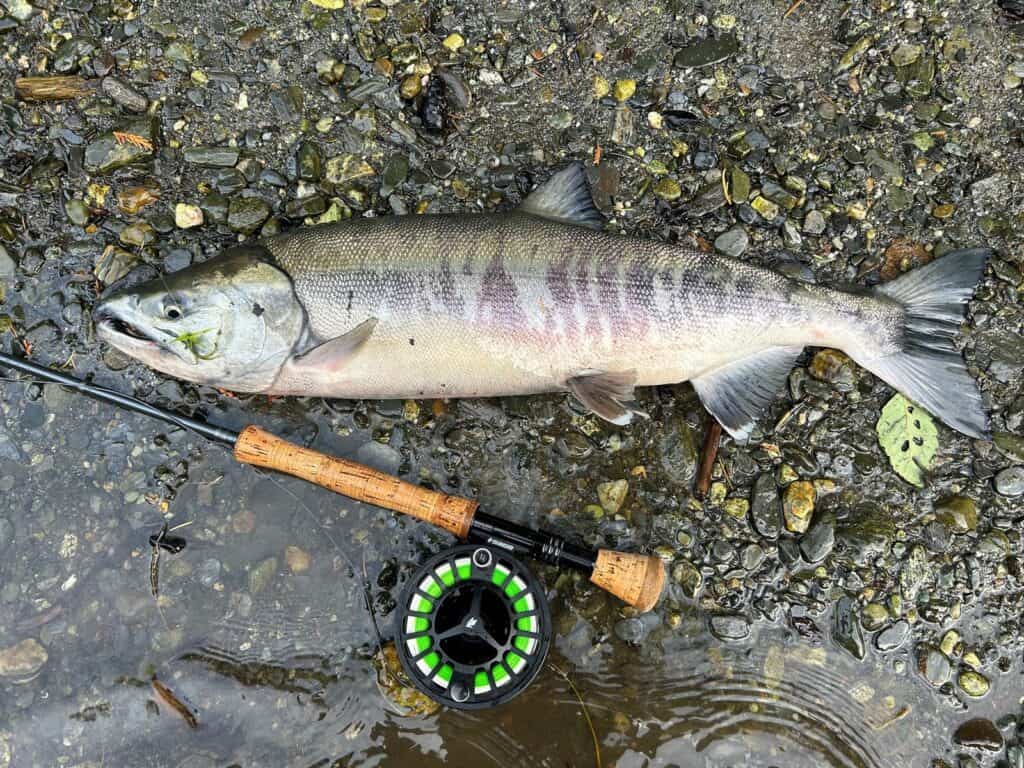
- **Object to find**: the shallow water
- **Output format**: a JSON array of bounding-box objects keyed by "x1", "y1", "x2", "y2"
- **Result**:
[{"x1": 1, "y1": 392, "x2": 1020, "y2": 768}]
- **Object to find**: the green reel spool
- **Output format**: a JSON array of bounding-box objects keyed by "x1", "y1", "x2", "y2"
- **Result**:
[{"x1": 395, "y1": 544, "x2": 551, "y2": 709}]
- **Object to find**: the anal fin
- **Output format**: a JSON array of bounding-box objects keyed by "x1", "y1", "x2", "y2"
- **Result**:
[
  {"x1": 691, "y1": 346, "x2": 803, "y2": 443},
  {"x1": 293, "y1": 317, "x2": 378, "y2": 372},
  {"x1": 567, "y1": 369, "x2": 647, "y2": 425}
]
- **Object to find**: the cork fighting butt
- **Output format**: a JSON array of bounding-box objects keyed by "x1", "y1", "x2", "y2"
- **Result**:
[
  {"x1": 590, "y1": 550, "x2": 666, "y2": 612},
  {"x1": 233, "y1": 425, "x2": 478, "y2": 537}
]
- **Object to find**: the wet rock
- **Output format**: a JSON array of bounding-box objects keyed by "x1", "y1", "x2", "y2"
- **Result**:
[
  {"x1": 891, "y1": 43, "x2": 923, "y2": 67},
  {"x1": 285, "y1": 545, "x2": 311, "y2": 573},
  {"x1": 419, "y1": 77, "x2": 448, "y2": 134},
  {"x1": 597, "y1": 479, "x2": 628, "y2": 514},
  {"x1": 652, "y1": 178, "x2": 681, "y2": 201},
  {"x1": 174, "y1": 203, "x2": 203, "y2": 229},
  {"x1": 994, "y1": 466, "x2": 1024, "y2": 496},
  {"x1": 808, "y1": 350, "x2": 856, "y2": 390},
  {"x1": 900, "y1": 544, "x2": 930, "y2": 600},
  {"x1": 296, "y1": 141, "x2": 322, "y2": 182},
  {"x1": 709, "y1": 613, "x2": 750, "y2": 642},
  {"x1": 741, "y1": 544, "x2": 764, "y2": 571},
  {"x1": 714, "y1": 226, "x2": 748, "y2": 257},
  {"x1": 936, "y1": 496, "x2": 978, "y2": 533},
  {"x1": 66, "y1": 199, "x2": 89, "y2": 226},
  {"x1": 120, "y1": 222, "x2": 155, "y2": 247},
  {"x1": 94, "y1": 247, "x2": 138, "y2": 285},
  {"x1": 184, "y1": 147, "x2": 240, "y2": 167},
  {"x1": 803, "y1": 210, "x2": 826, "y2": 235},
  {"x1": 958, "y1": 670, "x2": 990, "y2": 697},
  {"x1": 3, "y1": 0, "x2": 34, "y2": 22},
  {"x1": 862, "y1": 603, "x2": 888, "y2": 631},
  {"x1": 954, "y1": 719, "x2": 1003, "y2": 752},
  {"x1": 875, "y1": 621, "x2": 909, "y2": 651},
  {"x1": 0, "y1": 245, "x2": 15, "y2": 277},
  {"x1": 325, "y1": 155, "x2": 375, "y2": 185},
  {"x1": 917, "y1": 645, "x2": 951, "y2": 687},
  {"x1": 673, "y1": 34, "x2": 739, "y2": 68},
  {"x1": 357, "y1": 441, "x2": 401, "y2": 475},
  {"x1": 84, "y1": 121, "x2": 154, "y2": 174},
  {"x1": 197, "y1": 558, "x2": 221, "y2": 587},
  {"x1": 101, "y1": 76, "x2": 148, "y2": 112},
  {"x1": 783, "y1": 481, "x2": 814, "y2": 533},
  {"x1": 921, "y1": 521, "x2": 949, "y2": 553},
  {"x1": 375, "y1": 643, "x2": 440, "y2": 717},
  {"x1": 658, "y1": 419, "x2": 699, "y2": 487},
  {"x1": 672, "y1": 559, "x2": 702, "y2": 599},
  {"x1": 800, "y1": 514, "x2": 834, "y2": 563},
  {"x1": 0, "y1": 516, "x2": 12, "y2": 551},
  {"x1": 750, "y1": 473, "x2": 781, "y2": 539},
  {"x1": 832, "y1": 597, "x2": 864, "y2": 660},
  {"x1": 227, "y1": 197, "x2": 270, "y2": 234},
  {"x1": 54, "y1": 37, "x2": 96, "y2": 73},
  {"x1": 0, "y1": 638, "x2": 47, "y2": 681},
  {"x1": 248, "y1": 557, "x2": 277, "y2": 594}
]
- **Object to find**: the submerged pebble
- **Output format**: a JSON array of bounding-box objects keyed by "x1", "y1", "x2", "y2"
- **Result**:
[
  {"x1": 954, "y1": 719, "x2": 1003, "y2": 752},
  {"x1": 0, "y1": 639, "x2": 47, "y2": 682},
  {"x1": 994, "y1": 467, "x2": 1024, "y2": 496},
  {"x1": 709, "y1": 614, "x2": 750, "y2": 642}
]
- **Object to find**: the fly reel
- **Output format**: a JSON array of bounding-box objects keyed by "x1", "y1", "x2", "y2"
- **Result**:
[{"x1": 395, "y1": 544, "x2": 551, "y2": 709}]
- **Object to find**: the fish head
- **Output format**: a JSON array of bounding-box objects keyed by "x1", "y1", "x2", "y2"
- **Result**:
[{"x1": 94, "y1": 245, "x2": 306, "y2": 391}]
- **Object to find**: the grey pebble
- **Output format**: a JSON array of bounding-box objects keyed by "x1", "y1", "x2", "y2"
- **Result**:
[
  {"x1": 714, "y1": 226, "x2": 748, "y2": 257},
  {"x1": 0, "y1": 244, "x2": 15, "y2": 277},
  {"x1": 994, "y1": 466, "x2": 1024, "y2": 497},
  {"x1": 709, "y1": 613, "x2": 751, "y2": 641},
  {"x1": 101, "y1": 76, "x2": 149, "y2": 112},
  {"x1": 0, "y1": 516, "x2": 13, "y2": 551},
  {"x1": 875, "y1": 620, "x2": 909, "y2": 651},
  {"x1": 803, "y1": 209, "x2": 827, "y2": 235}
]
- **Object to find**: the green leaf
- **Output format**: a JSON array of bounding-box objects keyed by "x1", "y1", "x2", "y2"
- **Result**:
[{"x1": 876, "y1": 394, "x2": 939, "y2": 487}]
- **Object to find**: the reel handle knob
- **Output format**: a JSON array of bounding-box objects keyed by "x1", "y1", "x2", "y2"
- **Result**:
[
  {"x1": 590, "y1": 550, "x2": 666, "y2": 613},
  {"x1": 233, "y1": 425, "x2": 478, "y2": 537}
]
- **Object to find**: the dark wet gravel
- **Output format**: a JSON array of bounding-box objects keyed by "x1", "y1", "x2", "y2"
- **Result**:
[{"x1": 1, "y1": 0, "x2": 1024, "y2": 766}]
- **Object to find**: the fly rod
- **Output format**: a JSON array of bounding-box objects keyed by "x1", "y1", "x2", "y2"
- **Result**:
[{"x1": 0, "y1": 351, "x2": 665, "y2": 611}]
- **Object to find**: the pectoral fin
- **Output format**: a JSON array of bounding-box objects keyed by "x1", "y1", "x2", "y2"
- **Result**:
[
  {"x1": 691, "y1": 346, "x2": 803, "y2": 443},
  {"x1": 567, "y1": 369, "x2": 648, "y2": 425},
  {"x1": 293, "y1": 317, "x2": 378, "y2": 372}
]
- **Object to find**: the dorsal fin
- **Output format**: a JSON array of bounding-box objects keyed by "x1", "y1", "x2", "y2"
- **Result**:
[{"x1": 520, "y1": 163, "x2": 605, "y2": 230}]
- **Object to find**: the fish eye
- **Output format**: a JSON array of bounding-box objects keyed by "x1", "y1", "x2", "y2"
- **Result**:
[{"x1": 164, "y1": 304, "x2": 183, "y2": 320}]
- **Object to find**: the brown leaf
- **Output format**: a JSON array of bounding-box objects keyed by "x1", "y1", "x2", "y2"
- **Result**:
[{"x1": 881, "y1": 238, "x2": 932, "y2": 281}]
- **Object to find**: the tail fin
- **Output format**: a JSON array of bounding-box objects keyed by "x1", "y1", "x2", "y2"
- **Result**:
[{"x1": 856, "y1": 248, "x2": 991, "y2": 439}]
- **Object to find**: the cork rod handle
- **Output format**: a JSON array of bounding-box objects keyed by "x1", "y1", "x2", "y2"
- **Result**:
[{"x1": 233, "y1": 425, "x2": 478, "y2": 538}]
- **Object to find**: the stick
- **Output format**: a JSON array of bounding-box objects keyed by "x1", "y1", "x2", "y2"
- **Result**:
[
  {"x1": 15, "y1": 76, "x2": 94, "y2": 101},
  {"x1": 695, "y1": 420, "x2": 722, "y2": 499}
]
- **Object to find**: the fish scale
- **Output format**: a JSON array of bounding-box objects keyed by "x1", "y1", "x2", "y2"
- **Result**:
[
  {"x1": 266, "y1": 211, "x2": 814, "y2": 392},
  {"x1": 95, "y1": 163, "x2": 990, "y2": 440}
]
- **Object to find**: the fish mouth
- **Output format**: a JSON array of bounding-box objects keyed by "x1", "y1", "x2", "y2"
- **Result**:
[{"x1": 94, "y1": 306, "x2": 160, "y2": 348}]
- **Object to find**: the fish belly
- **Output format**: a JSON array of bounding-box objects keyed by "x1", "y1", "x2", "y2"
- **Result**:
[{"x1": 265, "y1": 212, "x2": 816, "y2": 398}]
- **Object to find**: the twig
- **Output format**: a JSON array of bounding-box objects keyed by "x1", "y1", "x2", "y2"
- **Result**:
[
  {"x1": 151, "y1": 677, "x2": 199, "y2": 728},
  {"x1": 549, "y1": 664, "x2": 601, "y2": 768},
  {"x1": 784, "y1": 0, "x2": 808, "y2": 18},
  {"x1": 695, "y1": 420, "x2": 722, "y2": 499}
]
